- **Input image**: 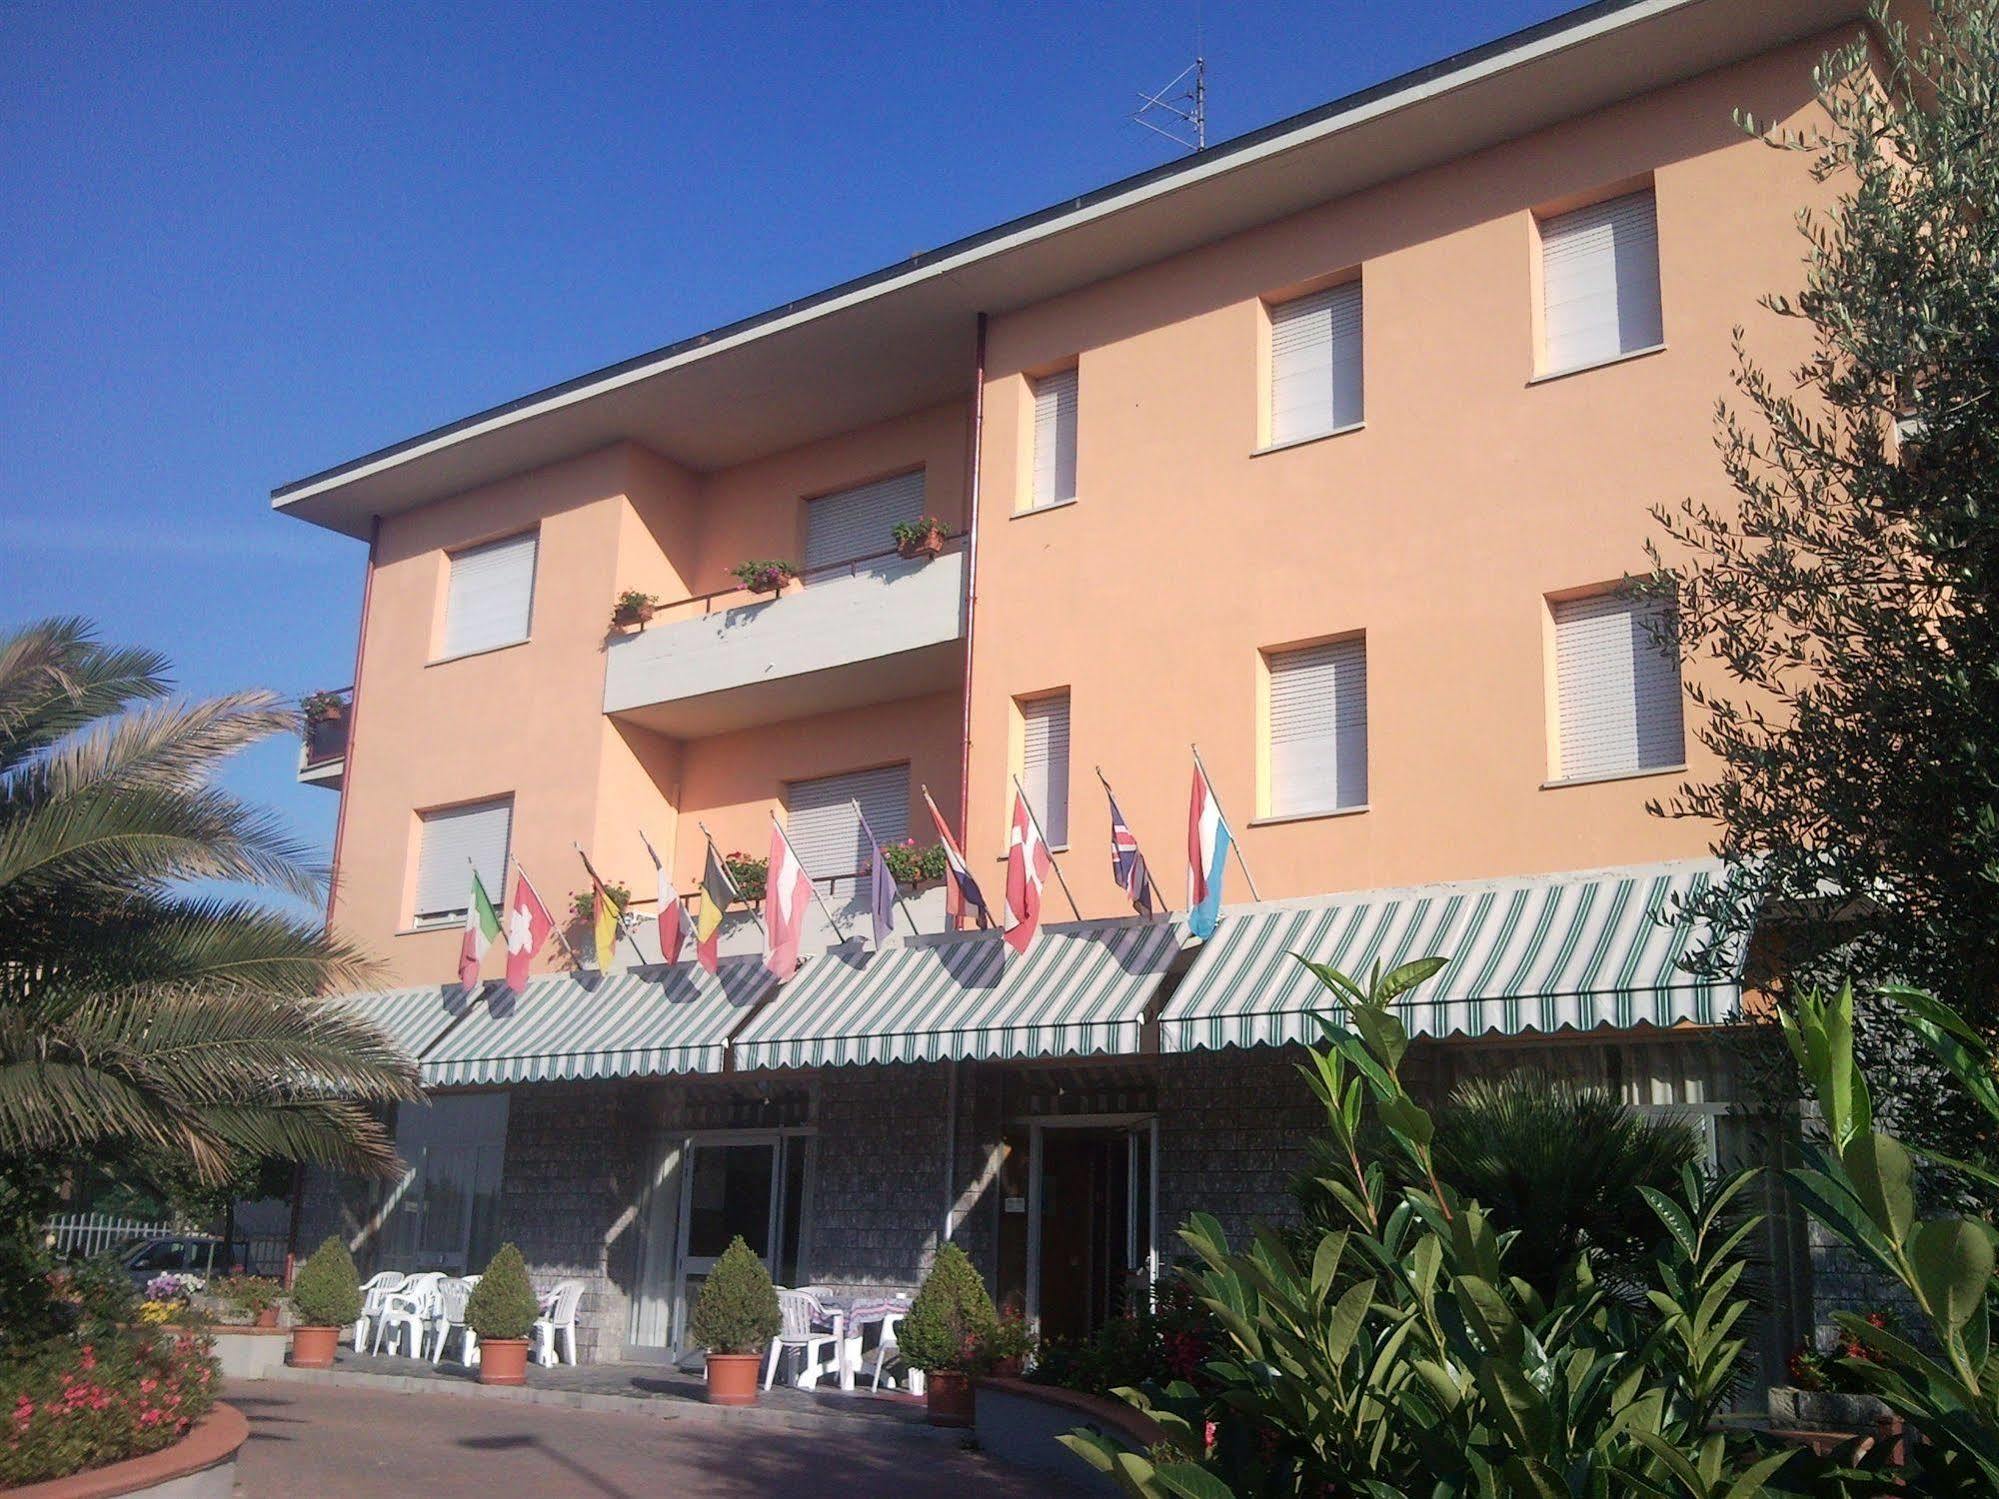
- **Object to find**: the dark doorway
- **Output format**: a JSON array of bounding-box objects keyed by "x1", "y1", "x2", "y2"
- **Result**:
[{"x1": 1036, "y1": 1126, "x2": 1151, "y2": 1342}]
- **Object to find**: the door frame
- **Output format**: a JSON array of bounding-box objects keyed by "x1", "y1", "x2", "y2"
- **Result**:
[
  {"x1": 1024, "y1": 1112, "x2": 1159, "y2": 1337},
  {"x1": 664, "y1": 1127, "x2": 816, "y2": 1359}
]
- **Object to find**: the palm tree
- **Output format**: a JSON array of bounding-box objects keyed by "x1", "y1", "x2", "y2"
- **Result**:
[{"x1": 0, "y1": 617, "x2": 422, "y2": 1203}]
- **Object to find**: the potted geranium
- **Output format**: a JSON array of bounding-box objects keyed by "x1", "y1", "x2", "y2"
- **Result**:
[
  {"x1": 892, "y1": 516, "x2": 949, "y2": 560},
  {"x1": 724, "y1": 851, "x2": 768, "y2": 903},
  {"x1": 464, "y1": 1243, "x2": 540, "y2": 1386},
  {"x1": 287, "y1": 1237, "x2": 361, "y2": 1369},
  {"x1": 611, "y1": 589, "x2": 659, "y2": 630},
  {"x1": 730, "y1": 559, "x2": 798, "y2": 597},
  {"x1": 976, "y1": 1307, "x2": 1035, "y2": 1379},
  {"x1": 300, "y1": 689, "x2": 345, "y2": 725},
  {"x1": 219, "y1": 1272, "x2": 285, "y2": 1328},
  {"x1": 898, "y1": 1243, "x2": 998, "y2": 1426},
  {"x1": 881, "y1": 839, "x2": 947, "y2": 890},
  {"x1": 689, "y1": 1235, "x2": 781, "y2": 1406}
]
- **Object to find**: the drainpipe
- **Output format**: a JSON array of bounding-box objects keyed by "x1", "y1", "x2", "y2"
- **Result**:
[{"x1": 954, "y1": 314, "x2": 988, "y2": 910}]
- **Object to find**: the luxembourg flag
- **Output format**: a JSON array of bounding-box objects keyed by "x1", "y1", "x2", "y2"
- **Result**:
[{"x1": 1187, "y1": 761, "x2": 1231, "y2": 940}]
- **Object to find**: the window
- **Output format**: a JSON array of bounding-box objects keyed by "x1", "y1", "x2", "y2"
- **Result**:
[
  {"x1": 1029, "y1": 368, "x2": 1079, "y2": 509},
  {"x1": 1552, "y1": 592, "x2": 1684, "y2": 781},
  {"x1": 1268, "y1": 281, "x2": 1363, "y2": 445},
  {"x1": 1019, "y1": 692, "x2": 1071, "y2": 846},
  {"x1": 1265, "y1": 637, "x2": 1368, "y2": 816},
  {"x1": 804, "y1": 469, "x2": 927, "y2": 569},
  {"x1": 381, "y1": 1093, "x2": 510, "y2": 1274},
  {"x1": 1539, "y1": 189, "x2": 1662, "y2": 372},
  {"x1": 412, "y1": 797, "x2": 513, "y2": 925},
  {"x1": 785, "y1": 764, "x2": 910, "y2": 880},
  {"x1": 442, "y1": 530, "x2": 538, "y2": 659}
]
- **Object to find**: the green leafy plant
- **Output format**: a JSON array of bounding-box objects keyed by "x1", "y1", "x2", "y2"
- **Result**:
[
  {"x1": 0, "y1": 1330, "x2": 219, "y2": 1487},
  {"x1": 729, "y1": 559, "x2": 797, "y2": 594},
  {"x1": 288, "y1": 1237, "x2": 362, "y2": 1328},
  {"x1": 568, "y1": 883, "x2": 632, "y2": 927},
  {"x1": 688, "y1": 1235, "x2": 780, "y2": 1354},
  {"x1": 610, "y1": 590, "x2": 659, "y2": 628},
  {"x1": 216, "y1": 1273, "x2": 283, "y2": 1319},
  {"x1": 723, "y1": 852, "x2": 767, "y2": 903},
  {"x1": 299, "y1": 688, "x2": 345, "y2": 722},
  {"x1": 880, "y1": 839, "x2": 947, "y2": 887},
  {"x1": 898, "y1": 1242, "x2": 997, "y2": 1373},
  {"x1": 972, "y1": 1309, "x2": 1036, "y2": 1373},
  {"x1": 891, "y1": 516, "x2": 948, "y2": 555},
  {"x1": 464, "y1": 1243, "x2": 541, "y2": 1342}
]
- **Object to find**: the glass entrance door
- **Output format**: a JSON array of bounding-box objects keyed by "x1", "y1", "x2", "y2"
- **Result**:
[{"x1": 1028, "y1": 1118, "x2": 1157, "y2": 1340}]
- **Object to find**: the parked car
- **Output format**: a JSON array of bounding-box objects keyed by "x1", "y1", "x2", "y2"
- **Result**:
[{"x1": 118, "y1": 1235, "x2": 250, "y2": 1288}]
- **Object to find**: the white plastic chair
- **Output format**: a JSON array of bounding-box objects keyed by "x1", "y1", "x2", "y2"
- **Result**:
[
  {"x1": 373, "y1": 1271, "x2": 444, "y2": 1357},
  {"x1": 762, "y1": 1288, "x2": 842, "y2": 1391},
  {"x1": 429, "y1": 1276, "x2": 480, "y2": 1368},
  {"x1": 532, "y1": 1280, "x2": 585, "y2": 1367},
  {"x1": 354, "y1": 1271, "x2": 407, "y2": 1351}
]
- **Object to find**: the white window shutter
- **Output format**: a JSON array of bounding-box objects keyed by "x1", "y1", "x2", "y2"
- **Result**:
[
  {"x1": 804, "y1": 470, "x2": 927, "y2": 570},
  {"x1": 1269, "y1": 282, "x2": 1363, "y2": 445},
  {"x1": 443, "y1": 531, "x2": 538, "y2": 658},
  {"x1": 1553, "y1": 593, "x2": 1683, "y2": 779},
  {"x1": 1267, "y1": 638, "x2": 1368, "y2": 815},
  {"x1": 414, "y1": 798, "x2": 513, "y2": 922},
  {"x1": 786, "y1": 764, "x2": 910, "y2": 880},
  {"x1": 1020, "y1": 694, "x2": 1071, "y2": 846},
  {"x1": 1540, "y1": 190, "x2": 1662, "y2": 371},
  {"x1": 1031, "y1": 369, "x2": 1078, "y2": 509}
]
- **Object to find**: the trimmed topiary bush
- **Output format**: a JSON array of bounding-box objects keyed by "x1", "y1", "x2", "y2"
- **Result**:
[
  {"x1": 898, "y1": 1243, "x2": 997, "y2": 1372},
  {"x1": 464, "y1": 1243, "x2": 540, "y2": 1342},
  {"x1": 288, "y1": 1237, "x2": 361, "y2": 1328},
  {"x1": 688, "y1": 1235, "x2": 780, "y2": 1354}
]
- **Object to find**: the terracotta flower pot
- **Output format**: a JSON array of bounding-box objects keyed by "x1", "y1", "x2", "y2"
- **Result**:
[
  {"x1": 613, "y1": 601, "x2": 655, "y2": 629},
  {"x1": 897, "y1": 528, "x2": 947, "y2": 560},
  {"x1": 288, "y1": 1325, "x2": 339, "y2": 1369},
  {"x1": 256, "y1": 1306, "x2": 279, "y2": 1329},
  {"x1": 479, "y1": 1337, "x2": 532, "y2": 1386},
  {"x1": 926, "y1": 1368, "x2": 975, "y2": 1427},
  {"x1": 704, "y1": 1351, "x2": 763, "y2": 1406}
]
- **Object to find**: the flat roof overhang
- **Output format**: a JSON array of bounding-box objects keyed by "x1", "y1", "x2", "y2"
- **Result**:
[{"x1": 273, "y1": 0, "x2": 1866, "y2": 539}]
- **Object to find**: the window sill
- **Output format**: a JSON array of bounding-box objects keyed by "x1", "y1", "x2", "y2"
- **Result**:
[
  {"x1": 427, "y1": 637, "x2": 531, "y2": 668},
  {"x1": 1528, "y1": 343, "x2": 1667, "y2": 387},
  {"x1": 398, "y1": 919, "x2": 465, "y2": 936},
  {"x1": 1248, "y1": 805, "x2": 1369, "y2": 827},
  {"x1": 1011, "y1": 498, "x2": 1079, "y2": 520},
  {"x1": 1250, "y1": 422, "x2": 1365, "y2": 458},
  {"x1": 995, "y1": 845, "x2": 1069, "y2": 860},
  {"x1": 1540, "y1": 763, "x2": 1685, "y2": 791}
]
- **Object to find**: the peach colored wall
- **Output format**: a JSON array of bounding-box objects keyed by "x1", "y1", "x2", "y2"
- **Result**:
[{"x1": 962, "y1": 34, "x2": 1844, "y2": 915}]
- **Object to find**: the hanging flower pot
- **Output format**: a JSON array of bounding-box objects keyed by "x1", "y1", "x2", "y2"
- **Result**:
[
  {"x1": 730, "y1": 560, "x2": 799, "y2": 596},
  {"x1": 892, "y1": 517, "x2": 949, "y2": 560},
  {"x1": 611, "y1": 590, "x2": 659, "y2": 630}
]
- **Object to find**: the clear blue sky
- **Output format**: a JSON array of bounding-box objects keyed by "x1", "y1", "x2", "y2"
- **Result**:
[{"x1": 0, "y1": 0, "x2": 1573, "y2": 895}]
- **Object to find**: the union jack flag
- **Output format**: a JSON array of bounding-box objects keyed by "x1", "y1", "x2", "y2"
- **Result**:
[{"x1": 1106, "y1": 787, "x2": 1156, "y2": 918}]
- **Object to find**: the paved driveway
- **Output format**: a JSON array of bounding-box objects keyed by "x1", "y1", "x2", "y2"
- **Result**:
[{"x1": 230, "y1": 1380, "x2": 1088, "y2": 1497}]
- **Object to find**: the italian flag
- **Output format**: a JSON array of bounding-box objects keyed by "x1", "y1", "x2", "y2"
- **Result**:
[{"x1": 459, "y1": 869, "x2": 500, "y2": 990}]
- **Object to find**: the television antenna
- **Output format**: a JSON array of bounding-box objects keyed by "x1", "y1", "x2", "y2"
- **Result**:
[{"x1": 1131, "y1": 54, "x2": 1206, "y2": 153}]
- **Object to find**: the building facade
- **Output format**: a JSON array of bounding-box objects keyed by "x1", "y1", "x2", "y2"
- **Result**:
[{"x1": 283, "y1": 0, "x2": 1869, "y2": 1376}]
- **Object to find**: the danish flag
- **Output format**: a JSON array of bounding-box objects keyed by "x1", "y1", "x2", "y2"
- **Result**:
[{"x1": 1002, "y1": 786, "x2": 1051, "y2": 956}]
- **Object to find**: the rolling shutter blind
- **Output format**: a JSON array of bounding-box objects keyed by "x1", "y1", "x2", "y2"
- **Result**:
[
  {"x1": 805, "y1": 470, "x2": 927, "y2": 570},
  {"x1": 1267, "y1": 638, "x2": 1368, "y2": 815},
  {"x1": 1553, "y1": 593, "x2": 1684, "y2": 780},
  {"x1": 414, "y1": 798, "x2": 513, "y2": 923},
  {"x1": 443, "y1": 531, "x2": 538, "y2": 658},
  {"x1": 1031, "y1": 369, "x2": 1079, "y2": 509},
  {"x1": 1269, "y1": 282, "x2": 1363, "y2": 445},
  {"x1": 787, "y1": 764, "x2": 910, "y2": 880},
  {"x1": 1540, "y1": 190, "x2": 1662, "y2": 371},
  {"x1": 1020, "y1": 694, "x2": 1071, "y2": 846}
]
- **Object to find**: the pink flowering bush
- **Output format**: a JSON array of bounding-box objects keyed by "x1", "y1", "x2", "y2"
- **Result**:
[{"x1": 0, "y1": 1330, "x2": 218, "y2": 1486}]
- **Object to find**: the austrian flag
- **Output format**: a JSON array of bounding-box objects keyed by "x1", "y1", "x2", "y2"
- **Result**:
[
  {"x1": 763, "y1": 819, "x2": 813, "y2": 980},
  {"x1": 1002, "y1": 787, "x2": 1050, "y2": 955}
]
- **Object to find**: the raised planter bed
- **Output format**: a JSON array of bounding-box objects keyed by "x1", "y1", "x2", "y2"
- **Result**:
[
  {"x1": 1767, "y1": 1385, "x2": 1891, "y2": 1432},
  {"x1": 972, "y1": 1377, "x2": 1168, "y2": 1497},
  {"x1": 205, "y1": 1325, "x2": 291, "y2": 1381},
  {"x1": 8, "y1": 1404, "x2": 247, "y2": 1499}
]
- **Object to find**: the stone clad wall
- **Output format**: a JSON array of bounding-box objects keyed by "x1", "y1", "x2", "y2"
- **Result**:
[
  {"x1": 1155, "y1": 1046, "x2": 1321, "y2": 1250},
  {"x1": 808, "y1": 1061, "x2": 962, "y2": 1300}
]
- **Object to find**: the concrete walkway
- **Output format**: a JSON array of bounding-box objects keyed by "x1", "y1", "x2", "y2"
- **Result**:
[{"x1": 230, "y1": 1379, "x2": 1086, "y2": 1497}]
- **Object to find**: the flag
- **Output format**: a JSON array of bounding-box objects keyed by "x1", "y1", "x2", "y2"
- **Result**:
[
  {"x1": 641, "y1": 830, "x2": 684, "y2": 965},
  {"x1": 1188, "y1": 760, "x2": 1232, "y2": 940},
  {"x1": 577, "y1": 849, "x2": 626, "y2": 972},
  {"x1": 458, "y1": 868, "x2": 500, "y2": 990},
  {"x1": 1002, "y1": 786, "x2": 1050, "y2": 955},
  {"x1": 923, "y1": 786, "x2": 991, "y2": 929},
  {"x1": 859, "y1": 808, "x2": 896, "y2": 949},
  {"x1": 503, "y1": 867, "x2": 555, "y2": 993},
  {"x1": 695, "y1": 842, "x2": 736, "y2": 975},
  {"x1": 1105, "y1": 787, "x2": 1156, "y2": 918},
  {"x1": 763, "y1": 820, "x2": 812, "y2": 980}
]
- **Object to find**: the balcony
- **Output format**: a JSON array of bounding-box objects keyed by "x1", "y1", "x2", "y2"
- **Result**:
[
  {"x1": 297, "y1": 687, "x2": 350, "y2": 790},
  {"x1": 603, "y1": 538, "x2": 964, "y2": 737}
]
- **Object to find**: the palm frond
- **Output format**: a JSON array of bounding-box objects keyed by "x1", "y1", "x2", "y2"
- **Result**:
[
  {"x1": 35, "y1": 690, "x2": 299, "y2": 799},
  {"x1": 0, "y1": 618, "x2": 171, "y2": 774}
]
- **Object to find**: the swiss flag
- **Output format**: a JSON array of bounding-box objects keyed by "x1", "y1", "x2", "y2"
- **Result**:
[
  {"x1": 763, "y1": 820, "x2": 813, "y2": 980},
  {"x1": 1002, "y1": 787, "x2": 1050, "y2": 956},
  {"x1": 503, "y1": 873, "x2": 556, "y2": 994}
]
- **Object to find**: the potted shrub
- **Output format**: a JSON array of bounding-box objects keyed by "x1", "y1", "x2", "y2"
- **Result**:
[
  {"x1": 464, "y1": 1243, "x2": 540, "y2": 1385},
  {"x1": 892, "y1": 516, "x2": 949, "y2": 560},
  {"x1": 730, "y1": 559, "x2": 798, "y2": 596},
  {"x1": 689, "y1": 1235, "x2": 781, "y2": 1406},
  {"x1": 611, "y1": 589, "x2": 659, "y2": 630},
  {"x1": 898, "y1": 1242, "x2": 998, "y2": 1426},
  {"x1": 287, "y1": 1237, "x2": 361, "y2": 1368}
]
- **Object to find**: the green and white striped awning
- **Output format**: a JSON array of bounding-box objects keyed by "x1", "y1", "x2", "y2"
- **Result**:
[
  {"x1": 421, "y1": 959, "x2": 775, "y2": 1086},
  {"x1": 733, "y1": 919, "x2": 1186, "y2": 1070},
  {"x1": 327, "y1": 984, "x2": 468, "y2": 1064},
  {"x1": 1158, "y1": 861, "x2": 1747, "y2": 1053}
]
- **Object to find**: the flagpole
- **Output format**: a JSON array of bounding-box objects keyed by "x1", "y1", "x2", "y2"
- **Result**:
[
  {"x1": 1011, "y1": 773, "x2": 1084, "y2": 922},
  {"x1": 514, "y1": 859, "x2": 581, "y2": 966},
  {"x1": 1094, "y1": 765, "x2": 1161, "y2": 920},
  {"x1": 854, "y1": 798, "x2": 924, "y2": 938},
  {"x1": 574, "y1": 843, "x2": 651, "y2": 967},
  {"x1": 1191, "y1": 743, "x2": 1263, "y2": 901},
  {"x1": 695, "y1": 821, "x2": 767, "y2": 935},
  {"x1": 769, "y1": 810, "x2": 852, "y2": 942}
]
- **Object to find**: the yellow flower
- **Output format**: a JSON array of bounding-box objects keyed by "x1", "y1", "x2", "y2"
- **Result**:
[{"x1": 137, "y1": 1300, "x2": 175, "y2": 1324}]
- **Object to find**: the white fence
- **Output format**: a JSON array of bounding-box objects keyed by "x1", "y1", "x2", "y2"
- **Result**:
[{"x1": 45, "y1": 1212, "x2": 178, "y2": 1259}]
